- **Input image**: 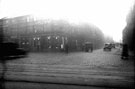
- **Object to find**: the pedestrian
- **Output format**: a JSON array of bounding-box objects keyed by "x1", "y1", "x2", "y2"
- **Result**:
[{"x1": 121, "y1": 44, "x2": 129, "y2": 59}]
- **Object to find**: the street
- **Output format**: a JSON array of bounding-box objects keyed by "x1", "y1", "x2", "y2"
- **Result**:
[{"x1": 0, "y1": 48, "x2": 134, "y2": 89}]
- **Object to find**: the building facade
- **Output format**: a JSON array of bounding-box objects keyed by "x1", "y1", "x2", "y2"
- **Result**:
[
  {"x1": 2, "y1": 15, "x2": 81, "y2": 52},
  {"x1": 123, "y1": 4, "x2": 135, "y2": 56}
]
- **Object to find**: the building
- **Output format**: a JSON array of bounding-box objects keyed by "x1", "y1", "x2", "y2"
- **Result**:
[
  {"x1": 1, "y1": 15, "x2": 80, "y2": 52},
  {"x1": 123, "y1": 4, "x2": 135, "y2": 56},
  {"x1": 1, "y1": 15, "x2": 105, "y2": 52}
]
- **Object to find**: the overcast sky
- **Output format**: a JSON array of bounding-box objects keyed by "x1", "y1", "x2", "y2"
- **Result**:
[{"x1": 0, "y1": 0, "x2": 134, "y2": 42}]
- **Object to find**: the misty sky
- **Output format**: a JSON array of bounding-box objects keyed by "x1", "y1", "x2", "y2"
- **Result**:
[{"x1": 0, "y1": 0, "x2": 134, "y2": 42}]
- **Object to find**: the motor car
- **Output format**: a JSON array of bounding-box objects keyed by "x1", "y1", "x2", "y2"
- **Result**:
[
  {"x1": 110, "y1": 43, "x2": 115, "y2": 48},
  {"x1": 1, "y1": 42, "x2": 28, "y2": 60},
  {"x1": 103, "y1": 43, "x2": 112, "y2": 51}
]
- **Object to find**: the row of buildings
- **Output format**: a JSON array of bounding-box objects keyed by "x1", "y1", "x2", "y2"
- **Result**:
[
  {"x1": 0, "y1": 15, "x2": 83, "y2": 52},
  {"x1": 0, "y1": 15, "x2": 105, "y2": 52}
]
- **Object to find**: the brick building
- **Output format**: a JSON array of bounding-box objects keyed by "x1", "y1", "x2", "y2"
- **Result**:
[{"x1": 1, "y1": 15, "x2": 80, "y2": 52}]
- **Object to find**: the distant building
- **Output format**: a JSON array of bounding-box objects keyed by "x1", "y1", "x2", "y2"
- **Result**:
[{"x1": 1, "y1": 15, "x2": 105, "y2": 52}]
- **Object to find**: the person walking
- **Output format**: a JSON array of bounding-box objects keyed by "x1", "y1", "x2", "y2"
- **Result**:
[{"x1": 121, "y1": 44, "x2": 129, "y2": 59}]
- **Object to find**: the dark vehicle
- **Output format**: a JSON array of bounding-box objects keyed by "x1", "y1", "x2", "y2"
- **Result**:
[
  {"x1": 1, "y1": 42, "x2": 28, "y2": 59},
  {"x1": 84, "y1": 42, "x2": 93, "y2": 52},
  {"x1": 103, "y1": 43, "x2": 112, "y2": 51},
  {"x1": 110, "y1": 43, "x2": 115, "y2": 48}
]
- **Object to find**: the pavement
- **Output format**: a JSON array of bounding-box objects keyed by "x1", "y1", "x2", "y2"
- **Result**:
[{"x1": 0, "y1": 48, "x2": 134, "y2": 89}]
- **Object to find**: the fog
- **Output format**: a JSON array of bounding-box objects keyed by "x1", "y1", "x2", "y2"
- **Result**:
[{"x1": 0, "y1": 0, "x2": 134, "y2": 42}]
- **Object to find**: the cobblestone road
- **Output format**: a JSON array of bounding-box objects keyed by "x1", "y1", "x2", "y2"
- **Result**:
[{"x1": 0, "y1": 48, "x2": 134, "y2": 89}]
